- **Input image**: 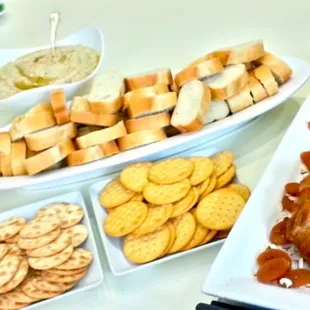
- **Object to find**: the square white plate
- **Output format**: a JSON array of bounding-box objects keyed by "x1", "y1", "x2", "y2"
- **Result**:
[
  {"x1": 202, "y1": 90, "x2": 310, "y2": 309},
  {"x1": 0, "y1": 191, "x2": 104, "y2": 310},
  {"x1": 89, "y1": 145, "x2": 241, "y2": 276}
]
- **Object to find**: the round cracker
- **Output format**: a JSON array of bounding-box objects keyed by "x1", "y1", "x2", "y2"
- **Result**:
[
  {"x1": 168, "y1": 212, "x2": 196, "y2": 254},
  {"x1": 5, "y1": 287, "x2": 39, "y2": 304},
  {"x1": 120, "y1": 162, "x2": 152, "y2": 192},
  {"x1": 0, "y1": 244, "x2": 8, "y2": 260},
  {"x1": 4, "y1": 234, "x2": 19, "y2": 244},
  {"x1": 196, "y1": 188, "x2": 245, "y2": 230},
  {"x1": 124, "y1": 224, "x2": 170, "y2": 264},
  {"x1": 63, "y1": 224, "x2": 88, "y2": 247},
  {"x1": 148, "y1": 158, "x2": 194, "y2": 185},
  {"x1": 32, "y1": 277, "x2": 76, "y2": 293},
  {"x1": 201, "y1": 229, "x2": 217, "y2": 245},
  {"x1": 0, "y1": 294, "x2": 29, "y2": 310},
  {"x1": 46, "y1": 266, "x2": 87, "y2": 276},
  {"x1": 0, "y1": 255, "x2": 21, "y2": 287},
  {"x1": 215, "y1": 164, "x2": 236, "y2": 189},
  {"x1": 28, "y1": 245, "x2": 73, "y2": 270},
  {"x1": 131, "y1": 204, "x2": 173, "y2": 236},
  {"x1": 0, "y1": 217, "x2": 26, "y2": 241},
  {"x1": 214, "y1": 229, "x2": 230, "y2": 240},
  {"x1": 143, "y1": 179, "x2": 191, "y2": 205},
  {"x1": 227, "y1": 183, "x2": 251, "y2": 202},
  {"x1": 99, "y1": 179, "x2": 135, "y2": 209},
  {"x1": 189, "y1": 157, "x2": 213, "y2": 186},
  {"x1": 6, "y1": 244, "x2": 26, "y2": 256},
  {"x1": 161, "y1": 221, "x2": 176, "y2": 256},
  {"x1": 55, "y1": 248, "x2": 93, "y2": 270},
  {"x1": 104, "y1": 201, "x2": 148, "y2": 237},
  {"x1": 18, "y1": 227, "x2": 61, "y2": 250},
  {"x1": 197, "y1": 177, "x2": 210, "y2": 196},
  {"x1": 211, "y1": 151, "x2": 234, "y2": 177},
  {"x1": 42, "y1": 269, "x2": 87, "y2": 283},
  {"x1": 200, "y1": 173, "x2": 217, "y2": 199},
  {"x1": 129, "y1": 193, "x2": 144, "y2": 202},
  {"x1": 181, "y1": 222, "x2": 209, "y2": 251}
]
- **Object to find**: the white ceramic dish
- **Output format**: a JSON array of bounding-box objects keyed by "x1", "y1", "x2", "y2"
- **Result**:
[
  {"x1": 0, "y1": 56, "x2": 308, "y2": 191},
  {"x1": 0, "y1": 191, "x2": 104, "y2": 309},
  {"x1": 201, "y1": 91, "x2": 310, "y2": 310},
  {"x1": 88, "y1": 145, "x2": 241, "y2": 276},
  {"x1": 0, "y1": 27, "x2": 104, "y2": 119}
]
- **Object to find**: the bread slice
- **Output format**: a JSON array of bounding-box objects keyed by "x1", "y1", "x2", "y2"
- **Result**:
[
  {"x1": 70, "y1": 96, "x2": 118, "y2": 127},
  {"x1": 25, "y1": 122, "x2": 77, "y2": 151},
  {"x1": 175, "y1": 58, "x2": 223, "y2": 88},
  {"x1": 11, "y1": 140, "x2": 27, "y2": 176},
  {"x1": 203, "y1": 101, "x2": 230, "y2": 124},
  {"x1": 253, "y1": 65, "x2": 279, "y2": 96},
  {"x1": 125, "y1": 112, "x2": 171, "y2": 133},
  {"x1": 27, "y1": 102, "x2": 53, "y2": 115},
  {"x1": 10, "y1": 112, "x2": 57, "y2": 141},
  {"x1": 171, "y1": 80, "x2": 211, "y2": 132},
  {"x1": 77, "y1": 126, "x2": 102, "y2": 137},
  {"x1": 67, "y1": 145, "x2": 104, "y2": 167},
  {"x1": 25, "y1": 139, "x2": 75, "y2": 175},
  {"x1": 248, "y1": 75, "x2": 268, "y2": 103},
  {"x1": 226, "y1": 85, "x2": 254, "y2": 113},
  {"x1": 0, "y1": 153, "x2": 13, "y2": 176},
  {"x1": 125, "y1": 68, "x2": 173, "y2": 91},
  {"x1": 127, "y1": 92, "x2": 177, "y2": 119},
  {"x1": 254, "y1": 53, "x2": 292, "y2": 84},
  {"x1": 0, "y1": 132, "x2": 11, "y2": 155},
  {"x1": 50, "y1": 89, "x2": 71, "y2": 125},
  {"x1": 88, "y1": 71, "x2": 125, "y2": 114},
  {"x1": 204, "y1": 64, "x2": 248, "y2": 100},
  {"x1": 117, "y1": 129, "x2": 167, "y2": 151},
  {"x1": 76, "y1": 121, "x2": 127, "y2": 149},
  {"x1": 99, "y1": 141, "x2": 120, "y2": 157}
]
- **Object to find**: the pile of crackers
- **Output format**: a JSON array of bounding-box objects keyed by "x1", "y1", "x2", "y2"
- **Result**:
[
  {"x1": 0, "y1": 203, "x2": 93, "y2": 309},
  {"x1": 99, "y1": 151, "x2": 251, "y2": 264}
]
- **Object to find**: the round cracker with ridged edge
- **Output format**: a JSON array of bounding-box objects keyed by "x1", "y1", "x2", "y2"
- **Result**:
[
  {"x1": 148, "y1": 158, "x2": 194, "y2": 184},
  {"x1": 123, "y1": 224, "x2": 170, "y2": 264},
  {"x1": 215, "y1": 164, "x2": 236, "y2": 189},
  {"x1": 32, "y1": 276, "x2": 77, "y2": 293},
  {"x1": 0, "y1": 255, "x2": 21, "y2": 287},
  {"x1": 0, "y1": 244, "x2": 8, "y2": 260},
  {"x1": 5, "y1": 286, "x2": 39, "y2": 304},
  {"x1": 168, "y1": 212, "x2": 196, "y2": 254},
  {"x1": 6, "y1": 243, "x2": 26, "y2": 256},
  {"x1": 161, "y1": 221, "x2": 176, "y2": 256},
  {"x1": 46, "y1": 266, "x2": 87, "y2": 276},
  {"x1": 197, "y1": 177, "x2": 210, "y2": 197},
  {"x1": 227, "y1": 183, "x2": 251, "y2": 202},
  {"x1": 4, "y1": 234, "x2": 19, "y2": 244},
  {"x1": 143, "y1": 179, "x2": 191, "y2": 205},
  {"x1": 62, "y1": 224, "x2": 88, "y2": 247},
  {"x1": 120, "y1": 162, "x2": 153, "y2": 192},
  {"x1": 189, "y1": 157, "x2": 213, "y2": 186},
  {"x1": 129, "y1": 193, "x2": 144, "y2": 202},
  {"x1": 104, "y1": 201, "x2": 148, "y2": 237},
  {"x1": 211, "y1": 151, "x2": 234, "y2": 177},
  {"x1": 42, "y1": 268, "x2": 87, "y2": 283},
  {"x1": 0, "y1": 217, "x2": 26, "y2": 241},
  {"x1": 99, "y1": 179, "x2": 135, "y2": 209},
  {"x1": 196, "y1": 188, "x2": 245, "y2": 230},
  {"x1": 55, "y1": 248, "x2": 93, "y2": 270},
  {"x1": 201, "y1": 229, "x2": 218, "y2": 245},
  {"x1": 0, "y1": 294, "x2": 30, "y2": 310},
  {"x1": 201, "y1": 173, "x2": 217, "y2": 199}
]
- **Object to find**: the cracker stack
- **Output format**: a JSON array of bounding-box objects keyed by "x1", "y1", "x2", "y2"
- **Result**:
[
  {"x1": 99, "y1": 151, "x2": 251, "y2": 264},
  {"x1": 0, "y1": 203, "x2": 93, "y2": 308}
]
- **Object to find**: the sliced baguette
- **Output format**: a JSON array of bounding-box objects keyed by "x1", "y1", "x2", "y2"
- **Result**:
[
  {"x1": 10, "y1": 112, "x2": 57, "y2": 141},
  {"x1": 175, "y1": 58, "x2": 223, "y2": 88},
  {"x1": 127, "y1": 92, "x2": 177, "y2": 119},
  {"x1": 205, "y1": 64, "x2": 248, "y2": 100},
  {"x1": 11, "y1": 140, "x2": 27, "y2": 176},
  {"x1": 50, "y1": 89, "x2": 71, "y2": 125},
  {"x1": 253, "y1": 65, "x2": 279, "y2": 96},
  {"x1": 25, "y1": 139, "x2": 75, "y2": 175},
  {"x1": 0, "y1": 153, "x2": 12, "y2": 176},
  {"x1": 226, "y1": 85, "x2": 254, "y2": 113},
  {"x1": 25, "y1": 122, "x2": 77, "y2": 151},
  {"x1": 76, "y1": 121, "x2": 127, "y2": 149},
  {"x1": 117, "y1": 129, "x2": 167, "y2": 151},
  {"x1": 27, "y1": 102, "x2": 53, "y2": 115},
  {"x1": 67, "y1": 145, "x2": 104, "y2": 167},
  {"x1": 171, "y1": 80, "x2": 211, "y2": 132},
  {"x1": 88, "y1": 71, "x2": 125, "y2": 114},
  {"x1": 203, "y1": 101, "x2": 230, "y2": 124},
  {"x1": 125, "y1": 112, "x2": 171, "y2": 133},
  {"x1": 254, "y1": 52, "x2": 292, "y2": 84},
  {"x1": 70, "y1": 96, "x2": 118, "y2": 127},
  {"x1": 125, "y1": 68, "x2": 173, "y2": 91},
  {"x1": 99, "y1": 141, "x2": 120, "y2": 156},
  {"x1": 248, "y1": 75, "x2": 268, "y2": 103},
  {"x1": 0, "y1": 132, "x2": 11, "y2": 155}
]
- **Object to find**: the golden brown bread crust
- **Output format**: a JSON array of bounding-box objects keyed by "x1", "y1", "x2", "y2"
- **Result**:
[{"x1": 50, "y1": 89, "x2": 71, "y2": 125}]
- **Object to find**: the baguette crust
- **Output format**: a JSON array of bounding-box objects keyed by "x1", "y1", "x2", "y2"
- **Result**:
[
  {"x1": 28, "y1": 102, "x2": 53, "y2": 115},
  {"x1": 125, "y1": 112, "x2": 171, "y2": 133},
  {"x1": 50, "y1": 89, "x2": 71, "y2": 125},
  {"x1": 99, "y1": 141, "x2": 120, "y2": 156},
  {"x1": 117, "y1": 129, "x2": 167, "y2": 151},
  {"x1": 253, "y1": 65, "x2": 279, "y2": 96},
  {"x1": 248, "y1": 75, "x2": 268, "y2": 103},
  {"x1": 76, "y1": 121, "x2": 127, "y2": 149},
  {"x1": 226, "y1": 85, "x2": 254, "y2": 113},
  {"x1": 0, "y1": 154, "x2": 12, "y2": 176},
  {"x1": 127, "y1": 92, "x2": 177, "y2": 119},
  {"x1": 11, "y1": 140, "x2": 27, "y2": 176},
  {"x1": 0, "y1": 132, "x2": 11, "y2": 155},
  {"x1": 67, "y1": 145, "x2": 104, "y2": 167}
]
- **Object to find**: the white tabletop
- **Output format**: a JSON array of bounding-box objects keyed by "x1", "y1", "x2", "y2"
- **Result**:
[{"x1": 1, "y1": 0, "x2": 310, "y2": 309}]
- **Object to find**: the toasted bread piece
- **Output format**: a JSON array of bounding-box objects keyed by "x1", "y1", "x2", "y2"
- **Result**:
[
  {"x1": 0, "y1": 153, "x2": 12, "y2": 176},
  {"x1": 127, "y1": 92, "x2": 177, "y2": 119},
  {"x1": 50, "y1": 89, "x2": 71, "y2": 125},
  {"x1": 253, "y1": 65, "x2": 279, "y2": 96},
  {"x1": 88, "y1": 71, "x2": 125, "y2": 114},
  {"x1": 77, "y1": 126, "x2": 101, "y2": 137},
  {"x1": 67, "y1": 145, "x2": 104, "y2": 167},
  {"x1": 254, "y1": 52, "x2": 292, "y2": 84},
  {"x1": 248, "y1": 75, "x2": 268, "y2": 103},
  {"x1": 0, "y1": 132, "x2": 11, "y2": 155},
  {"x1": 99, "y1": 141, "x2": 120, "y2": 156},
  {"x1": 125, "y1": 112, "x2": 171, "y2": 133},
  {"x1": 205, "y1": 64, "x2": 248, "y2": 100},
  {"x1": 11, "y1": 140, "x2": 27, "y2": 176},
  {"x1": 171, "y1": 80, "x2": 211, "y2": 132},
  {"x1": 226, "y1": 85, "x2": 254, "y2": 113},
  {"x1": 25, "y1": 139, "x2": 75, "y2": 175},
  {"x1": 117, "y1": 129, "x2": 167, "y2": 151},
  {"x1": 125, "y1": 68, "x2": 173, "y2": 91},
  {"x1": 71, "y1": 96, "x2": 118, "y2": 127},
  {"x1": 76, "y1": 121, "x2": 127, "y2": 149},
  {"x1": 175, "y1": 58, "x2": 223, "y2": 88},
  {"x1": 27, "y1": 102, "x2": 53, "y2": 115},
  {"x1": 25, "y1": 122, "x2": 77, "y2": 151},
  {"x1": 203, "y1": 101, "x2": 230, "y2": 124}
]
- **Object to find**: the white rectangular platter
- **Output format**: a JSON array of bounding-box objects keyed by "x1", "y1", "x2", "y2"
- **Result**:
[
  {"x1": 88, "y1": 146, "x2": 241, "y2": 276},
  {"x1": 0, "y1": 56, "x2": 309, "y2": 191},
  {"x1": 202, "y1": 86, "x2": 310, "y2": 309},
  {"x1": 0, "y1": 191, "x2": 104, "y2": 310}
]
